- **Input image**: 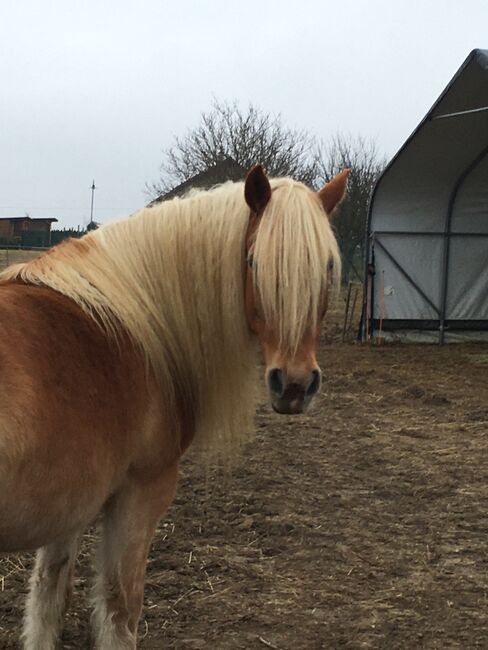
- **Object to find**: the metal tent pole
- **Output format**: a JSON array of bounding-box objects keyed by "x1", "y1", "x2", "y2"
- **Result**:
[{"x1": 439, "y1": 144, "x2": 488, "y2": 344}]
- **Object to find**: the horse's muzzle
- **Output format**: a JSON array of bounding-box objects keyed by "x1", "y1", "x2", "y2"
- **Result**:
[{"x1": 267, "y1": 368, "x2": 321, "y2": 415}]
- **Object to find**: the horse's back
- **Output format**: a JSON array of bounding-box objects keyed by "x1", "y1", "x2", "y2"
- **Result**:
[{"x1": 0, "y1": 283, "x2": 155, "y2": 551}]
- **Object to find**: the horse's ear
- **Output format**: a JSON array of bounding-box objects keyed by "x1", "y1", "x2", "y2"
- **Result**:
[
  {"x1": 244, "y1": 165, "x2": 272, "y2": 215},
  {"x1": 317, "y1": 169, "x2": 350, "y2": 217}
]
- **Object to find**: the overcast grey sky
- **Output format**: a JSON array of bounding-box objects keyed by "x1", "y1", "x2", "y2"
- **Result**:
[{"x1": 2, "y1": 0, "x2": 487, "y2": 228}]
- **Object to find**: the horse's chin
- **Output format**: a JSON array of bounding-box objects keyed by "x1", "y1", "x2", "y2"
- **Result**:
[{"x1": 270, "y1": 395, "x2": 312, "y2": 415}]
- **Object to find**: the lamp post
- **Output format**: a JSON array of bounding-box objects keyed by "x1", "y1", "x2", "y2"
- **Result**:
[{"x1": 88, "y1": 180, "x2": 97, "y2": 231}]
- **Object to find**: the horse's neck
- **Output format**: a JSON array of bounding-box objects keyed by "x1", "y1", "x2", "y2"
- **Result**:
[
  {"x1": 90, "y1": 195, "x2": 250, "y2": 360},
  {"x1": 93, "y1": 197, "x2": 258, "y2": 453}
]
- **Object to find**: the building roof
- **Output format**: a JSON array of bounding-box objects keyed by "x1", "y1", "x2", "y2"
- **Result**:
[
  {"x1": 149, "y1": 157, "x2": 246, "y2": 205},
  {"x1": 0, "y1": 216, "x2": 58, "y2": 223}
]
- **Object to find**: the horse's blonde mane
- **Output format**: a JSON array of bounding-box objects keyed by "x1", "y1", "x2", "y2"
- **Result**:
[{"x1": 1, "y1": 178, "x2": 340, "y2": 457}]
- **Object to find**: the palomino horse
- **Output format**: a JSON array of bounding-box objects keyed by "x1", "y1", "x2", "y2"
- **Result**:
[{"x1": 0, "y1": 165, "x2": 348, "y2": 649}]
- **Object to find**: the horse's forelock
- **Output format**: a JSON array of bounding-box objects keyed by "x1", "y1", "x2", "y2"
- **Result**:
[{"x1": 252, "y1": 178, "x2": 341, "y2": 350}]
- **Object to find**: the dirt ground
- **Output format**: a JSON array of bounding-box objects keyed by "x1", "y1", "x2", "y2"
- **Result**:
[{"x1": 1, "y1": 291, "x2": 488, "y2": 649}]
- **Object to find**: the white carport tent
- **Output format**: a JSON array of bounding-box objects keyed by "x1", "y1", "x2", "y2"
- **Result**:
[{"x1": 362, "y1": 49, "x2": 488, "y2": 343}]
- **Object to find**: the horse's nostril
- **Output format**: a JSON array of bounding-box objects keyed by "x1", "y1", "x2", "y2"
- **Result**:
[
  {"x1": 268, "y1": 368, "x2": 284, "y2": 396},
  {"x1": 307, "y1": 369, "x2": 321, "y2": 396}
]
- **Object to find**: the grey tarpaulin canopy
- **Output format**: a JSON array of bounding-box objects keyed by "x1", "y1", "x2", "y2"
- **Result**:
[{"x1": 362, "y1": 48, "x2": 488, "y2": 343}]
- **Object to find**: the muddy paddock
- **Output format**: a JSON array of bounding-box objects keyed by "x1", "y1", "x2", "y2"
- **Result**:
[{"x1": 1, "y1": 310, "x2": 488, "y2": 649}]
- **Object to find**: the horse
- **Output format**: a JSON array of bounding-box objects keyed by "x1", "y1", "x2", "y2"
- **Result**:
[{"x1": 0, "y1": 164, "x2": 348, "y2": 649}]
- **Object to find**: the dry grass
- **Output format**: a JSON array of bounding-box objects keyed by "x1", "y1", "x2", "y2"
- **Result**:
[{"x1": 0, "y1": 248, "x2": 42, "y2": 269}]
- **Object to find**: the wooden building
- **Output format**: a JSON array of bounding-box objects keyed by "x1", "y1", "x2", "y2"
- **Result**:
[{"x1": 0, "y1": 217, "x2": 58, "y2": 247}]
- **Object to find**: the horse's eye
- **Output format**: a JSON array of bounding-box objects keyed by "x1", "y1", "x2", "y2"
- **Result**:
[
  {"x1": 247, "y1": 254, "x2": 254, "y2": 269},
  {"x1": 328, "y1": 260, "x2": 334, "y2": 272}
]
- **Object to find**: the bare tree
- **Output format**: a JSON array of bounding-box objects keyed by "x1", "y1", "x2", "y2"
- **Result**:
[
  {"x1": 147, "y1": 107, "x2": 384, "y2": 284},
  {"x1": 147, "y1": 99, "x2": 319, "y2": 198},
  {"x1": 316, "y1": 134, "x2": 386, "y2": 282}
]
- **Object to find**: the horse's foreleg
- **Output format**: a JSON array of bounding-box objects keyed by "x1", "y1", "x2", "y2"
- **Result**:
[
  {"x1": 92, "y1": 463, "x2": 179, "y2": 650},
  {"x1": 22, "y1": 533, "x2": 81, "y2": 650}
]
